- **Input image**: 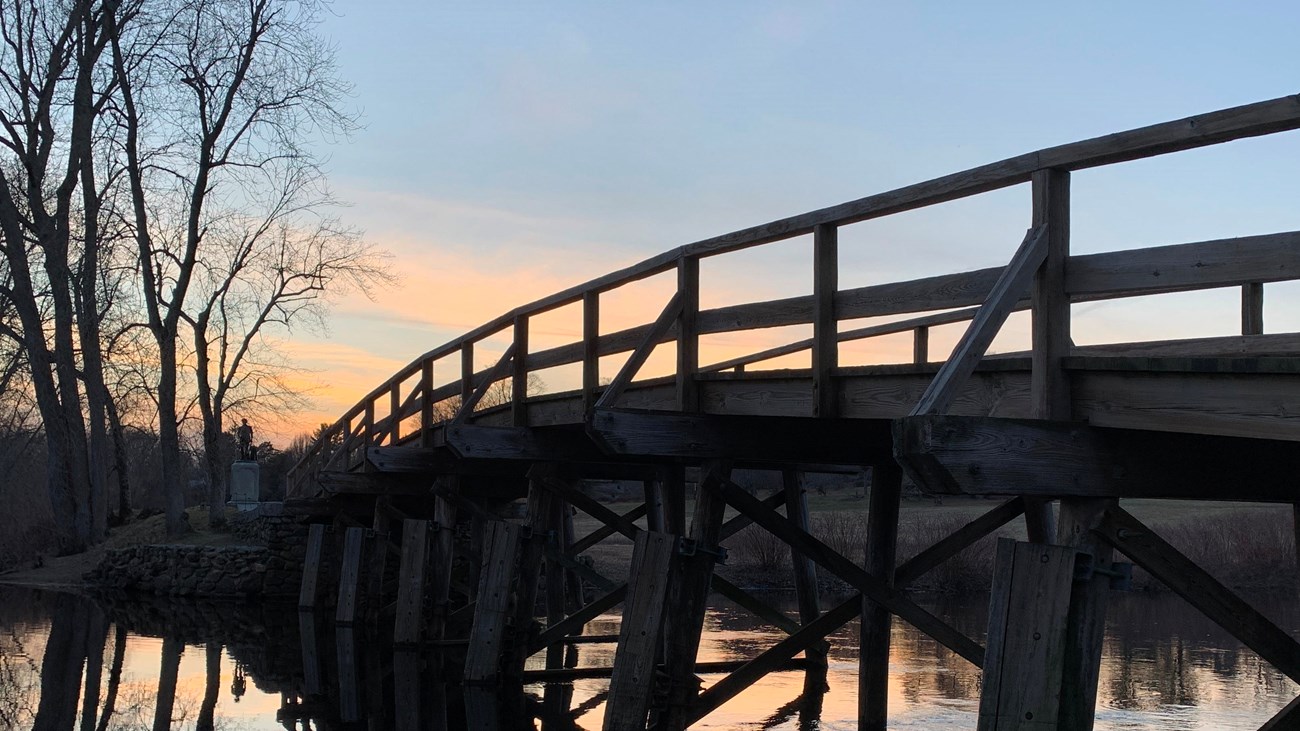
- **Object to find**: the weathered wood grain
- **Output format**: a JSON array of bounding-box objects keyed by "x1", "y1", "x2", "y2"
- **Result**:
[
  {"x1": 393, "y1": 519, "x2": 429, "y2": 646},
  {"x1": 464, "y1": 521, "x2": 520, "y2": 683},
  {"x1": 814, "y1": 223, "x2": 838, "y2": 417},
  {"x1": 896, "y1": 414, "x2": 1300, "y2": 501},
  {"x1": 602, "y1": 531, "x2": 677, "y2": 731},
  {"x1": 589, "y1": 408, "x2": 893, "y2": 464},
  {"x1": 334, "y1": 527, "x2": 366, "y2": 626},
  {"x1": 1067, "y1": 231, "x2": 1300, "y2": 297},
  {"x1": 977, "y1": 539, "x2": 1078, "y2": 731}
]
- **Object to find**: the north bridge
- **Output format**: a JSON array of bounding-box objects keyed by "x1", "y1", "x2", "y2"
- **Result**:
[{"x1": 285, "y1": 94, "x2": 1300, "y2": 731}]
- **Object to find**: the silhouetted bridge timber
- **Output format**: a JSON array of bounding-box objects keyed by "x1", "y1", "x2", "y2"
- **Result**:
[{"x1": 287, "y1": 95, "x2": 1300, "y2": 730}]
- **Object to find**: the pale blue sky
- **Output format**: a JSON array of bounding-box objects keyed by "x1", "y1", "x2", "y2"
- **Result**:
[{"x1": 281, "y1": 1, "x2": 1300, "y2": 435}]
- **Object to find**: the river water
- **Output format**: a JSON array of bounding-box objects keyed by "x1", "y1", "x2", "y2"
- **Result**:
[{"x1": 0, "y1": 586, "x2": 1295, "y2": 729}]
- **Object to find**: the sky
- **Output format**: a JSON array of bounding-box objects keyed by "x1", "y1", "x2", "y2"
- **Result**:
[{"x1": 268, "y1": 1, "x2": 1300, "y2": 442}]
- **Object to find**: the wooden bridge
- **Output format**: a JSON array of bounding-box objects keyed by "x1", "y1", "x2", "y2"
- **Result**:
[{"x1": 287, "y1": 94, "x2": 1300, "y2": 730}]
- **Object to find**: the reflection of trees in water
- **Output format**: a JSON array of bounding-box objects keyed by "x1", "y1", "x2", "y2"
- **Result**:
[{"x1": 0, "y1": 589, "x2": 234, "y2": 731}]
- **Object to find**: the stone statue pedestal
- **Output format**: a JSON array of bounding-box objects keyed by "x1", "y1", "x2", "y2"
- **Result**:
[{"x1": 228, "y1": 461, "x2": 260, "y2": 511}]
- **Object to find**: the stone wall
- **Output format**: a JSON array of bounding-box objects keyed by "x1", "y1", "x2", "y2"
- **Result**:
[{"x1": 87, "y1": 503, "x2": 308, "y2": 598}]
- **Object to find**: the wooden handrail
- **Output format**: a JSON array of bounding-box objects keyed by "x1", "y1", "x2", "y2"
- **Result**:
[{"x1": 289, "y1": 96, "x2": 1300, "y2": 494}]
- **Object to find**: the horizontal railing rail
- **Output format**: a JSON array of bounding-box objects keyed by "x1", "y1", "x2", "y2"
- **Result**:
[{"x1": 288, "y1": 95, "x2": 1300, "y2": 497}]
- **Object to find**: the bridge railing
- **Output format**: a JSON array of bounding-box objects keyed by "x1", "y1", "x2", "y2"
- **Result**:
[{"x1": 288, "y1": 94, "x2": 1300, "y2": 498}]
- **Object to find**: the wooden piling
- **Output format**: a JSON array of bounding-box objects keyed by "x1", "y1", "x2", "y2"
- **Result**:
[
  {"x1": 299, "y1": 523, "x2": 327, "y2": 610},
  {"x1": 978, "y1": 539, "x2": 1078, "y2": 731},
  {"x1": 783, "y1": 470, "x2": 825, "y2": 671},
  {"x1": 659, "y1": 462, "x2": 730, "y2": 731},
  {"x1": 394, "y1": 519, "x2": 431, "y2": 646},
  {"x1": 335, "y1": 526, "x2": 366, "y2": 626},
  {"x1": 431, "y1": 485, "x2": 459, "y2": 641},
  {"x1": 859, "y1": 461, "x2": 902, "y2": 731},
  {"x1": 602, "y1": 531, "x2": 678, "y2": 731},
  {"x1": 465, "y1": 520, "x2": 521, "y2": 683}
]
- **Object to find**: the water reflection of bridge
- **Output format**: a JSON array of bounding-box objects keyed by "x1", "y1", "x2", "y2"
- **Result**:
[{"x1": 285, "y1": 95, "x2": 1300, "y2": 730}]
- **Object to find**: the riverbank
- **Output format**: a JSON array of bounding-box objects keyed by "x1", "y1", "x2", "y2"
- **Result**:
[{"x1": 0, "y1": 507, "x2": 252, "y2": 591}]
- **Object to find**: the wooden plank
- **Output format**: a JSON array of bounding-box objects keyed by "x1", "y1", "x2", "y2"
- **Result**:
[
  {"x1": 583, "y1": 290, "x2": 599, "y2": 414},
  {"x1": 430, "y1": 486, "x2": 457, "y2": 642},
  {"x1": 318, "y1": 471, "x2": 433, "y2": 495},
  {"x1": 464, "y1": 521, "x2": 521, "y2": 683},
  {"x1": 1031, "y1": 168, "x2": 1071, "y2": 421},
  {"x1": 545, "y1": 493, "x2": 568, "y2": 670},
  {"x1": 1073, "y1": 332, "x2": 1300, "y2": 358},
  {"x1": 589, "y1": 408, "x2": 893, "y2": 465},
  {"x1": 913, "y1": 325, "x2": 929, "y2": 365},
  {"x1": 443, "y1": 424, "x2": 607, "y2": 462},
  {"x1": 895, "y1": 414, "x2": 1300, "y2": 501},
  {"x1": 660, "y1": 463, "x2": 731, "y2": 730},
  {"x1": 1072, "y1": 370, "x2": 1300, "y2": 442},
  {"x1": 512, "y1": 314, "x2": 529, "y2": 426},
  {"x1": 1055, "y1": 497, "x2": 1114, "y2": 731},
  {"x1": 712, "y1": 477, "x2": 984, "y2": 665},
  {"x1": 1095, "y1": 507, "x2": 1300, "y2": 684},
  {"x1": 678, "y1": 256, "x2": 700, "y2": 411},
  {"x1": 643, "y1": 479, "x2": 666, "y2": 532},
  {"x1": 860, "y1": 461, "x2": 902, "y2": 731},
  {"x1": 298, "y1": 523, "x2": 327, "y2": 609},
  {"x1": 594, "y1": 291, "x2": 684, "y2": 410},
  {"x1": 420, "y1": 359, "x2": 434, "y2": 447},
  {"x1": 460, "y1": 341, "x2": 474, "y2": 406},
  {"x1": 813, "y1": 223, "x2": 838, "y2": 417},
  {"x1": 1066, "y1": 231, "x2": 1300, "y2": 298},
  {"x1": 895, "y1": 497, "x2": 1025, "y2": 587},
  {"x1": 335, "y1": 527, "x2": 366, "y2": 626},
  {"x1": 1244, "y1": 282, "x2": 1265, "y2": 335},
  {"x1": 393, "y1": 519, "x2": 430, "y2": 646},
  {"x1": 977, "y1": 539, "x2": 1078, "y2": 731},
  {"x1": 509, "y1": 478, "x2": 553, "y2": 675},
  {"x1": 912, "y1": 225, "x2": 1048, "y2": 417},
  {"x1": 366, "y1": 498, "x2": 392, "y2": 624},
  {"x1": 602, "y1": 531, "x2": 678, "y2": 731},
  {"x1": 688, "y1": 595, "x2": 861, "y2": 724}
]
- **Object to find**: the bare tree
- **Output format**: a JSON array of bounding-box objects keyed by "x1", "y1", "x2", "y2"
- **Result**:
[
  {"x1": 107, "y1": 0, "x2": 357, "y2": 535},
  {"x1": 187, "y1": 162, "x2": 389, "y2": 527},
  {"x1": 0, "y1": 0, "x2": 119, "y2": 551}
]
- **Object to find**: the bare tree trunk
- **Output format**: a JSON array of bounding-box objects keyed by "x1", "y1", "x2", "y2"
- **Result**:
[
  {"x1": 196, "y1": 642, "x2": 222, "y2": 731},
  {"x1": 153, "y1": 637, "x2": 183, "y2": 731},
  {"x1": 196, "y1": 332, "x2": 226, "y2": 529},
  {"x1": 32, "y1": 595, "x2": 89, "y2": 731},
  {"x1": 96, "y1": 625, "x2": 127, "y2": 731},
  {"x1": 80, "y1": 604, "x2": 108, "y2": 731},
  {"x1": 158, "y1": 340, "x2": 189, "y2": 536},
  {"x1": 106, "y1": 396, "x2": 132, "y2": 519}
]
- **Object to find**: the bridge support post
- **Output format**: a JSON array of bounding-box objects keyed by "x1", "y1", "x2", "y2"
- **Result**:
[
  {"x1": 657, "y1": 461, "x2": 731, "y2": 731},
  {"x1": 859, "y1": 461, "x2": 902, "y2": 731},
  {"x1": 430, "y1": 478, "x2": 459, "y2": 642},
  {"x1": 978, "y1": 539, "x2": 1078, "y2": 730},
  {"x1": 783, "y1": 469, "x2": 827, "y2": 676}
]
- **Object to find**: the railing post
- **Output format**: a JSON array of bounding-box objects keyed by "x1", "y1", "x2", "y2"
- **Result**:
[
  {"x1": 389, "y1": 384, "x2": 401, "y2": 444},
  {"x1": 512, "y1": 314, "x2": 529, "y2": 427},
  {"x1": 583, "y1": 290, "x2": 600, "y2": 414},
  {"x1": 460, "y1": 341, "x2": 474, "y2": 411},
  {"x1": 913, "y1": 325, "x2": 929, "y2": 365},
  {"x1": 1242, "y1": 282, "x2": 1264, "y2": 335},
  {"x1": 363, "y1": 402, "x2": 375, "y2": 471},
  {"x1": 677, "y1": 256, "x2": 699, "y2": 412},
  {"x1": 420, "y1": 359, "x2": 433, "y2": 447},
  {"x1": 813, "y1": 223, "x2": 838, "y2": 417}
]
